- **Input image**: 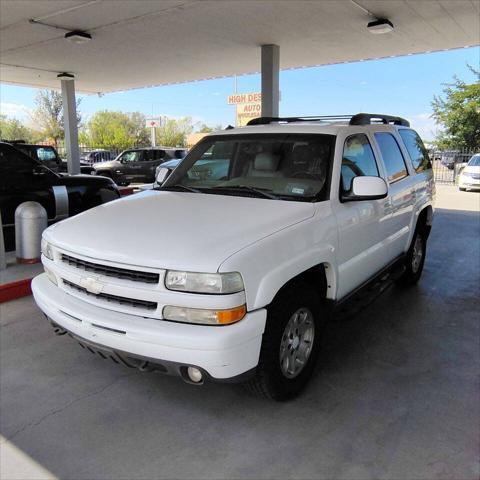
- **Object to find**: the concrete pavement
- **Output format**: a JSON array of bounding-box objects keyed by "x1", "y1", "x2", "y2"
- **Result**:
[{"x1": 1, "y1": 186, "x2": 479, "y2": 480}]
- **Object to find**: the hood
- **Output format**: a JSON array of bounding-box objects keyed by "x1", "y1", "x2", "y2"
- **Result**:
[
  {"x1": 93, "y1": 160, "x2": 118, "y2": 169},
  {"x1": 46, "y1": 191, "x2": 315, "y2": 271},
  {"x1": 463, "y1": 165, "x2": 480, "y2": 173}
]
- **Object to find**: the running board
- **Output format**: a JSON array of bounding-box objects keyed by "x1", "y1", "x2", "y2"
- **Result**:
[{"x1": 330, "y1": 256, "x2": 406, "y2": 320}]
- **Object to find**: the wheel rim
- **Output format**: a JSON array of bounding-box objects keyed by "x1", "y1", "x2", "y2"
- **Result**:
[
  {"x1": 412, "y1": 234, "x2": 424, "y2": 273},
  {"x1": 279, "y1": 308, "x2": 315, "y2": 379}
]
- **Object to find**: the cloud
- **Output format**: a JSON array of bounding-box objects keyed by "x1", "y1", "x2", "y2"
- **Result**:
[
  {"x1": 0, "y1": 102, "x2": 31, "y2": 120},
  {"x1": 408, "y1": 113, "x2": 442, "y2": 141}
]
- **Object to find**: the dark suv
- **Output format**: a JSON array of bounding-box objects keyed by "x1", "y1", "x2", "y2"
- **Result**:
[
  {"x1": 93, "y1": 147, "x2": 187, "y2": 185},
  {"x1": 10, "y1": 142, "x2": 95, "y2": 175}
]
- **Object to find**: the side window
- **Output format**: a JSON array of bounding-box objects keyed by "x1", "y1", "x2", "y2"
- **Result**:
[
  {"x1": 341, "y1": 134, "x2": 379, "y2": 192},
  {"x1": 398, "y1": 129, "x2": 432, "y2": 173},
  {"x1": 36, "y1": 147, "x2": 58, "y2": 162},
  {"x1": 374, "y1": 133, "x2": 408, "y2": 183},
  {"x1": 119, "y1": 151, "x2": 143, "y2": 163},
  {"x1": 149, "y1": 150, "x2": 166, "y2": 161},
  {"x1": 0, "y1": 144, "x2": 52, "y2": 190}
]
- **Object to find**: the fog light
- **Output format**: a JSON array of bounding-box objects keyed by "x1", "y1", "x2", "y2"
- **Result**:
[
  {"x1": 44, "y1": 266, "x2": 58, "y2": 286},
  {"x1": 187, "y1": 366, "x2": 203, "y2": 383}
]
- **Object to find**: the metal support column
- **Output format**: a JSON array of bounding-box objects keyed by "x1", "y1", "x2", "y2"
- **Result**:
[
  {"x1": 60, "y1": 77, "x2": 80, "y2": 175},
  {"x1": 261, "y1": 44, "x2": 280, "y2": 117}
]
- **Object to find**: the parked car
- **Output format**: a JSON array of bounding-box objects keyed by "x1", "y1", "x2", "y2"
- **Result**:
[
  {"x1": 440, "y1": 151, "x2": 460, "y2": 170},
  {"x1": 32, "y1": 113, "x2": 434, "y2": 400},
  {"x1": 93, "y1": 147, "x2": 187, "y2": 185},
  {"x1": 458, "y1": 153, "x2": 480, "y2": 191},
  {"x1": 81, "y1": 150, "x2": 115, "y2": 165},
  {"x1": 8, "y1": 141, "x2": 96, "y2": 175},
  {"x1": 0, "y1": 142, "x2": 120, "y2": 252}
]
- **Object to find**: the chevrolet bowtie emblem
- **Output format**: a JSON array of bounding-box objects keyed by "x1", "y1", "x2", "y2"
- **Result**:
[{"x1": 79, "y1": 277, "x2": 104, "y2": 295}]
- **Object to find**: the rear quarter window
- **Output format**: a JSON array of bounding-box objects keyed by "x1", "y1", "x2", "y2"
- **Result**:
[{"x1": 398, "y1": 129, "x2": 432, "y2": 173}]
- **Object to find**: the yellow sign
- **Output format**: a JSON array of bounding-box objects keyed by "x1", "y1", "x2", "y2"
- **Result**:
[
  {"x1": 228, "y1": 92, "x2": 262, "y2": 105},
  {"x1": 228, "y1": 92, "x2": 262, "y2": 126}
]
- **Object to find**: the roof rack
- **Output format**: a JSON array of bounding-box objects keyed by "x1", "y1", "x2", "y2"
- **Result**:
[
  {"x1": 1, "y1": 139, "x2": 26, "y2": 144},
  {"x1": 246, "y1": 113, "x2": 410, "y2": 127},
  {"x1": 349, "y1": 113, "x2": 410, "y2": 127},
  {"x1": 247, "y1": 115, "x2": 353, "y2": 126}
]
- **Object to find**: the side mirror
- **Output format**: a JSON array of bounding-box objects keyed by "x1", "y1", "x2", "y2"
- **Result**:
[
  {"x1": 155, "y1": 167, "x2": 172, "y2": 186},
  {"x1": 342, "y1": 176, "x2": 388, "y2": 202}
]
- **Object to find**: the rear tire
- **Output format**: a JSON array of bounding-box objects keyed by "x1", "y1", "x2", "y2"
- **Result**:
[
  {"x1": 243, "y1": 282, "x2": 324, "y2": 401},
  {"x1": 459, "y1": 187, "x2": 466, "y2": 191},
  {"x1": 396, "y1": 223, "x2": 427, "y2": 287}
]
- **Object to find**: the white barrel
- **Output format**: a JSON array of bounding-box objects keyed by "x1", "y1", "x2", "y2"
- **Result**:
[{"x1": 15, "y1": 202, "x2": 48, "y2": 264}]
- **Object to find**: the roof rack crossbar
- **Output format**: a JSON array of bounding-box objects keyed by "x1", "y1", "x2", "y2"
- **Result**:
[{"x1": 349, "y1": 113, "x2": 410, "y2": 127}]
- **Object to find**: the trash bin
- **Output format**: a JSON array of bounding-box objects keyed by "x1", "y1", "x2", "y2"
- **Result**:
[{"x1": 15, "y1": 202, "x2": 48, "y2": 264}]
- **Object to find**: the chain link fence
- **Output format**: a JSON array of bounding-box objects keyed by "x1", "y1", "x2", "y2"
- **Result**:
[{"x1": 430, "y1": 149, "x2": 476, "y2": 184}]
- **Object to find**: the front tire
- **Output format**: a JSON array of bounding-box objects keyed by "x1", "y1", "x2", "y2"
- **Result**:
[
  {"x1": 244, "y1": 283, "x2": 324, "y2": 401},
  {"x1": 396, "y1": 224, "x2": 427, "y2": 287}
]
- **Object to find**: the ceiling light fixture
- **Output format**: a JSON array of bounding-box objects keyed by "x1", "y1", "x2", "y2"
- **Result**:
[
  {"x1": 64, "y1": 30, "x2": 92, "y2": 44},
  {"x1": 57, "y1": 72, "x2": 75, "y2": 80},
  {"x1": 367, "y1": 18, "x2": 394, "y2": 34}
]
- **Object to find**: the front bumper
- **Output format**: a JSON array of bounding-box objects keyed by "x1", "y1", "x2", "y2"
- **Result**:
[{"x1": 32, "y1": 274, "x2": 266, "y2": 380}]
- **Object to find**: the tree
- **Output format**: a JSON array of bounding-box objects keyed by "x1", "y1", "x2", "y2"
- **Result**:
[
  {"x1": 0, "y1": 115, "x2": 39, "y2": 142},
  {"x1": 81, "y1": 110, "x2": 149, "y2": 149},
  {"x1": 31, "y1": 90, "x2": 81, "y2": 146},
  {"x1": 432, "y1": 66, "x2": 480, "y2": 150},
  {"x1": 156, "y1": 117, "x2": 194, "y2": 146},
  {"x1": 196, "y1": 123, "x2": 223, "y2": 133}
]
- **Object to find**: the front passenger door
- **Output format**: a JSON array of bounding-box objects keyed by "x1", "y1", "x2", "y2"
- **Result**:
[{"x1": 333, "y1": 133, "x2": 392, "y2": 299}]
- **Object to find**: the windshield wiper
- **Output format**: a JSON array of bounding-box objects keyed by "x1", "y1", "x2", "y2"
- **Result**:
[
  {"x1": 156, "y1": 184, "x2": 203, "y2": 193},
  {"x1": 211, "y1": 185, "x2": 280, "y2": 200}
]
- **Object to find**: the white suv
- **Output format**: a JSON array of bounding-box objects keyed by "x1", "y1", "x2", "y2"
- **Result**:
[{"x1": 32, "y1": 113, "x2": 435, "y2": 400}]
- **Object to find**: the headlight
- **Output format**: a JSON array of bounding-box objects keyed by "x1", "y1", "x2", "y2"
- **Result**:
[
  {"x1": 163, "y1": 305, "x2": 246, "y2": 325},
  {"x1": 41, "y1": 238, "x2": 54, "y2": 261},
  {"x1": 461, "y1": 171, "x2": 472, "y2": 178},
  {"x1": 165, "y1": 271, "x2": 244, "y2": 294}
]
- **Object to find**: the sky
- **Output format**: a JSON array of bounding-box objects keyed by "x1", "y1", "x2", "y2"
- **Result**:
[{"x1": 0, "y1": 46, "x2": 479, "y2": 141}]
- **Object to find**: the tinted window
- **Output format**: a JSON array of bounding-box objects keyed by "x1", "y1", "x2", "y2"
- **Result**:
[
  {"x1": 119, "y1": 150, "x2": 143, "y2": 163},
  {"x1": 341, "y1": 134, "x2": 379, "y2": 192},
  {"x1": 0, "y1": 144, "x2": 54, "y2": 191},
  {"x1": 148, "y1": 150, "x2": 166, "y2": 161},
  {"x1": 375, "y1": 133, "x2": 408, "y2": 183},
  {"x1": 36, "y1": 147, "x2": 58, "y2": 162},
  {"x1": 398, "y1": 129, "x2": 431, "y2": 172}
]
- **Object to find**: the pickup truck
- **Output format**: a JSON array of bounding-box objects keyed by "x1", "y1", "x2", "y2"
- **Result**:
[
  {"x1": 32, "y1": 113, "x2": 434, "y2": 400},
  {"x1": 0, "y1": 142, "x2": 120, "y2": 252}
]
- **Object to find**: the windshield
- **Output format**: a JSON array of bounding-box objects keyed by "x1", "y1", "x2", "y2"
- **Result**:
[
  {"x1": 163, "y1": 134, "x2": 334, "y2": 201},
  {"x1": 468, "y1": 154, "x2": 480, "y2": 167}
]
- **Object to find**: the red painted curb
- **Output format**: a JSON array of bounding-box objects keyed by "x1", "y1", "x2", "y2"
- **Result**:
[
  {"x1": 0, "y1": 278, "x2": 33, "y2": 303},
  {"x1": 119, "y1": 187, "x2": 135, "y2": 196}
]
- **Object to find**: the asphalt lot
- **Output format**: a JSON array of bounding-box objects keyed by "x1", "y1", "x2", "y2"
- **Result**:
[{"x1": 1, "y1": 185, "x2": 479, "y2": 480}]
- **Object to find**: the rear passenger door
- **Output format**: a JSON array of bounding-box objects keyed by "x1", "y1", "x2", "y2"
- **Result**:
[
  {"x1": 143, "y1": 150, "x2": 166, "y2": 182},
  {"x1": 373, "y1": 132, "x2": 416, "y2": 259}
]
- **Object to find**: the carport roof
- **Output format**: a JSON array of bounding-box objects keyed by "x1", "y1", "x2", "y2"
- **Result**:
[{"x1": 0, "y1": 0, "x2": 479, "y2": 94}]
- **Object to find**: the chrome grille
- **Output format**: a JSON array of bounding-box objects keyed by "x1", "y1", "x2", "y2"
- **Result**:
[
  {"x1": 63, "y1": 279, "x2": 157, "y2": 311},
  {"x1": 61, "y1": 254, "x2": 159, "y2": 284}
]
